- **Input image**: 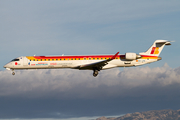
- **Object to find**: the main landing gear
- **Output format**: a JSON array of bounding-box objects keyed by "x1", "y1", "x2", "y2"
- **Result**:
[
  {"x1": 93, "y1": 67, "x2": 102, "y2": 77},
  {"x1": 93, "y1": 70, "x2": 99, "y2": 77}
]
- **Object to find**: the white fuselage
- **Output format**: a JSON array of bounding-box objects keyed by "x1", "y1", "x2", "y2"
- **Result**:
[
  {"x1": 4, "y1": 54, "x2": 158, "y2": 70},
  {"x1": 3, "y1": 40, "x2": 171, "y2": 77}
]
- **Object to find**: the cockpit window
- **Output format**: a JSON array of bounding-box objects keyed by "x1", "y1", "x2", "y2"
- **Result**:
[{"x1": 11, "y1": 59, "x2": 20, "y2": 61}]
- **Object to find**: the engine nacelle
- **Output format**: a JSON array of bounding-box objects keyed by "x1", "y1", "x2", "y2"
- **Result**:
[{"x1": 125, "y1": 53, "x2": 140, "y2": 60}]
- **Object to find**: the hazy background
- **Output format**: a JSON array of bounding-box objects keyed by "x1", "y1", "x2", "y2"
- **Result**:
[{"x1": 0, "y1": 0, "x2": 180, "y2": 119}]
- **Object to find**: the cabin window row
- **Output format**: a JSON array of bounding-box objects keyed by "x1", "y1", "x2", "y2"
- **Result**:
[{"x1": 29, "y1": 57, "x2": 119, "y2": 61}]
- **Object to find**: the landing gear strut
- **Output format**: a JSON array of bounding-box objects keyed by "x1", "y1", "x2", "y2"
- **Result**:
[
  {"x1": 93, "y1": 70, "x2": 99, "y2": 77},
  {"x1": 12, "y1": 70, "x2": 15, "y2": 75}
]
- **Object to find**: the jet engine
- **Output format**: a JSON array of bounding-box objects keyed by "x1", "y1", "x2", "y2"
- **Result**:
[{"x1": 125, "y1": 53, "x2": 141, "y2": 60}]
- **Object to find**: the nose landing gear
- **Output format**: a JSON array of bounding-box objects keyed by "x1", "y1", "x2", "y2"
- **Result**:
[
  {"x1": 12, "y1": 69, "x2": 15, "y2": 75},
  {"x1": 12, "y1": 72, "x2": 15, "y2": 75}
]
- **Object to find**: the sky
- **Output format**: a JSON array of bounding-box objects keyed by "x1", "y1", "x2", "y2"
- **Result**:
[{"x1": 0, "y1": 0, "x2": 180, "y2": 119}]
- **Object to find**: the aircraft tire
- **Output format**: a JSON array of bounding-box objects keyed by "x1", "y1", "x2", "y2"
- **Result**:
[
  {"x1": 93, "y1": 70, "x2": 98, "y2": 77},
  {"x1": 12, "y1": 72, "x2": 15, "y2": 75}
]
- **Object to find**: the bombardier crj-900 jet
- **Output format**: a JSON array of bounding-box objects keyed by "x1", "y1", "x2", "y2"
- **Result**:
[{"x1": 4, "y1": 40, "x2": 172, "y2": 77}]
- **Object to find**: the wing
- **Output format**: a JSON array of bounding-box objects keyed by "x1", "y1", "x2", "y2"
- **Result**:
[{"x1": 74, "y1": 52, "x2": 119, "y2": 70}]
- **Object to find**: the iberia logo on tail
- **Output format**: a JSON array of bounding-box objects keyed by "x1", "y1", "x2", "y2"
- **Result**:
[{"x1": 151, "y1": 47, "x2": 159, "y2": 54}]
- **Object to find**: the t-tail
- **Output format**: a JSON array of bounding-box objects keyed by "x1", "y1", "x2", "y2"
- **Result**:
[{"x1": 139, "y1": 40, "x2": 172, "y2": 58}]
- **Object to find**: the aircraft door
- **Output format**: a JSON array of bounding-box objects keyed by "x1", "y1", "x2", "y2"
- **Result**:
[{"x1": 23, "y1": 57, "x2": 28, "y2": 66}]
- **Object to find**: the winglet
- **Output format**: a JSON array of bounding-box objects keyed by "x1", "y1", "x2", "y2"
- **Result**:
[{"x1": 110, "y1": 52, "x2": 119, "y2": 60}]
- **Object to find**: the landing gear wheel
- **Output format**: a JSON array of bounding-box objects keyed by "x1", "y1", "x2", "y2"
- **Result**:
[
  {"x1": 12, "y1": 72, "x2": 15, "y2": 75},
  {"x1": 93, "y1": 70, "x2": 98, "y2": 77}
]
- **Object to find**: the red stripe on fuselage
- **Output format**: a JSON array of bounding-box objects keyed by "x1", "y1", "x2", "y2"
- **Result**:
[
  {"x1": 33, "y1": 55, "x2": 124, "y2": 59},
  {"x1": 140, "y1": 55, "x2": 158, "y2": 59}
]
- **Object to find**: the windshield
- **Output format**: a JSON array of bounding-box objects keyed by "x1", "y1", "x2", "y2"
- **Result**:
[{"x1": 11, "y1": 59, "x2": 20, "y2": 61}]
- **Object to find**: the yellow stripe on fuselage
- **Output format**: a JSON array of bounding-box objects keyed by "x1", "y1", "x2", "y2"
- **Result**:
[
  {"x1": 141, "y1": 56, "x2": 158, "y2": 59},
  {"x1": 26, "y1": 56, "x2": 120, "y2": 61}
]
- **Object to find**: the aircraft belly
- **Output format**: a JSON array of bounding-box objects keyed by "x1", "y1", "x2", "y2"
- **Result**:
[
  {"x1": 102, "y1": 64, "x2": 117, "y2": 69},
  {"x1": 110, "y1": 60, "x2": 136, "y2": 67},
  {"x1": 134, "y1": 59, "x2": 157, "y2": 66}
]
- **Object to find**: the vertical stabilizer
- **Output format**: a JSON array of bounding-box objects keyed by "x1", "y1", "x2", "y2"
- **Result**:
[{"x1": 139, "y1": 40, "x2": 171, "y2": 56}]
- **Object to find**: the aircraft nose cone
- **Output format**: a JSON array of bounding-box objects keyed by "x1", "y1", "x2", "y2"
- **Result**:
[
  {"x1": 3, "y1": 63, "x2": 11, "y2": 68},
  {"x1": 3, "y1": 64, "x2": 7, "y2": 68}
]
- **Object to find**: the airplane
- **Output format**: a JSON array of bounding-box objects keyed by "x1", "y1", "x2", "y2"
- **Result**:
[{"x1": 4, "y1": 40, "x2": 172, "y2": 77}]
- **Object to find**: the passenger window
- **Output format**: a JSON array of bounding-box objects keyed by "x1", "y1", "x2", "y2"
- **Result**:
[{"x1": 52, "y1": 59, "x2": 54, "y2": 61}]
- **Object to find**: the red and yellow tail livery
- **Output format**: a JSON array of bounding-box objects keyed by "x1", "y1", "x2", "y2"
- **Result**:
[{"x1": 151, "y1": 47, "x2": 159, "y2": 54}]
